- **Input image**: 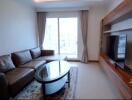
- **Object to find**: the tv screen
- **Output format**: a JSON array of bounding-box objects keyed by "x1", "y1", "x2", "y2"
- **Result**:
[
  {"x1": 125, "y1": 33, "x2": 132, "y2": 71},
  {"x1": 108, "y1": 35, "x2": 127, "y2": 62},
  {"x1": 107, "y1": 35, "x2": 118, "y2": 61},
  {"x1": 117, "y1": 35, "x2": 127, "y2": 61},
  {"x1": 108, "y1": 34, "x2": 132, "y2": 72}
]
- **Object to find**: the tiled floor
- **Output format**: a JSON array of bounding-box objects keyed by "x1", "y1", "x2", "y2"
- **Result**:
[{"x1": 68, "y1": 62, "x2": 123, "y2": 99}]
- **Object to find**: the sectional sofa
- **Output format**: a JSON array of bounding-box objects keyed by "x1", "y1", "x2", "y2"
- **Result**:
[{"x1": 0, "y1": 47, "x2": 58, "y2": 100}]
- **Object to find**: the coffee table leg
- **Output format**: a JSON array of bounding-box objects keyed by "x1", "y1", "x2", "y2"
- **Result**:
[
  {"x1": 42, "y1": 84, "x2": 47, "y2": 100},
  {"x1": 68, "y1": 71, "x2": 70, "y2": 87}
]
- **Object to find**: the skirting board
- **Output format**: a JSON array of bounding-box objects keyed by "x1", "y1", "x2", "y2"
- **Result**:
[{"x1": 88, "y1": 60, "x2": 99, "y2": 62}]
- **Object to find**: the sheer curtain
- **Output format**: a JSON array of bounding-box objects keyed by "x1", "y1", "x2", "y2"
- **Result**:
[
  {"x1": 37, "y1": 12, "x2": 47, "y2": 49},
  {"x1": 80, "y1": 10, "x2": 89, "y2": 63}
]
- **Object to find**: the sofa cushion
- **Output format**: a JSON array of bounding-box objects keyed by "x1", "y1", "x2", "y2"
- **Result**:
[
  {"x1": 12, "y1": 50, "x2": 32, "y2": 66},
  {"x1": 30, "y1": 47, "x2": 41, "y2": 59},
  {"x1": 5, "y1": 68, "x2": 34, "y2": 96},
  {"x1": 19, "y1": 60, "x2": 46, "y2": 69},
  {"x1": 0, "y1": 55, "x2": 15, "y2": 73}
]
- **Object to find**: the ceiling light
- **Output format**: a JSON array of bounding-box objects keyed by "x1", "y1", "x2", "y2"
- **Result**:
[{"x1": 34, "y1": 0, "x2": 60, "y2": 3}]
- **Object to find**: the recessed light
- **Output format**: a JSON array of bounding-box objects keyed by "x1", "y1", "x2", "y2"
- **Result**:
[
  {"x1": 34, "y1": 0, "x2": 103, "y2": 3},
  {"x1": 34, "y1": 0, "x2": 60, "y2": 3}
]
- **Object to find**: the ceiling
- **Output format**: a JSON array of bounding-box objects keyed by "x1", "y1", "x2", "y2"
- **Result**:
[{"x1": 16, "y1": 0, "x2": 114, "y2": 11}]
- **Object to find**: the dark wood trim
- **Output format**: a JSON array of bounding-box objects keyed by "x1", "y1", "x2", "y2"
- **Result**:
[
  {"x1": 66, "y1": 59, "x2": 99, "y2": 62},
  {"x1": 67, "y1": 59, "x2": 81, "y2": 62},
  {"x1": 88, "y1": 60, "x2": 99, "y2": 62}
]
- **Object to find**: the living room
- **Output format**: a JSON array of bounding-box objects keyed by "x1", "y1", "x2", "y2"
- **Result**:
[{"x1": 0, "y1": 0, "x2": 132, "y2": 99}]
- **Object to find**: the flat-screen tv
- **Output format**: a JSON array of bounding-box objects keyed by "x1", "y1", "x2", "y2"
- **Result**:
[
  {"x1": 107, "y1": 34, "x2": 132, "y2": 72},
  {"x1": 125, "y1": 33, "x2": 132, "y2": 71},
  {"x1": 107, "y1": 34, "x2": 127, "y2": 69}
]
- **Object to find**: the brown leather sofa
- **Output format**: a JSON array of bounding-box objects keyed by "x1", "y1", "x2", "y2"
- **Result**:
[
  {"x1": 0, "y1": 54, "x2": 34, "y2": 100},
  {"x1": 30, "y1": 47, "x2": 66, "y2": 63},
  {"x1": 0, "y1": 47, "x2": 54, "y2": 100},
  {"x1": 0, "y1": 47, "x2": 66, "y2": 100},
  {"x1": 12, "y1": 49, "x2": 46, "y2": 69}
]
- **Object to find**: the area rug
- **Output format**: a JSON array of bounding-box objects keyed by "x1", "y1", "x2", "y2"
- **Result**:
[{"x1": 12, "y1": 67, "x2": 78, "y2": 100}]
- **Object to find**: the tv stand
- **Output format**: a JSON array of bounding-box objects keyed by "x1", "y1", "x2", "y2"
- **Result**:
[
  {"x1": 100, "y1": 54, "x2": 132, "y2": 99},
  {"x1": 115, "y1": 62, "x2": 125, "y2": 69},
  {"x1": 100, "y1": 1, "x2": 132, "y2": 99}
]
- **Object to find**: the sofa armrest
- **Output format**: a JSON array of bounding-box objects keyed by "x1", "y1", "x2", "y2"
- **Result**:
[
  {"x1": 41, "y1": 50, "x2": 54, "y2": 56},
  {"x1": 0, "y1": 72, "x2": 9, "y2": 100}
]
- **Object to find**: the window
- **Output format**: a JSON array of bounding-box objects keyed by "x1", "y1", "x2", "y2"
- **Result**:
[
  {"x1": 43, "y1": 17, "x2": 78, "y2": 58},
  {"x1": 43, "y1": 18, "x2": 58, "y2": 54}
]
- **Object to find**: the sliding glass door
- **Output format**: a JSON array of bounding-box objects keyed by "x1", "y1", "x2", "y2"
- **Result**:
[
  {"x1": 44, "y1": 18, "x2": 59, "y2": 54},
  {"x1": 43, "y1": 17, "x2": 78, "y2": 58}
]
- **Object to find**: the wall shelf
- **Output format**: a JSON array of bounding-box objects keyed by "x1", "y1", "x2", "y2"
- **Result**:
[
  {"x1": 103, "y1": 27, "x2": 132, "y2": 34},
  {"x1": 103, "y1": 0, "x2": 132, "y2": 25},
  {"x1": 100, "y1": 0, "x2": 132, "y2": 99}
]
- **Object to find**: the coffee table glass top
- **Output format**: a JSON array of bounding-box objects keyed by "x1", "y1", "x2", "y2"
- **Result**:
[{"x1": 35, "y1": 61, "x2": 70, "y2": 83}]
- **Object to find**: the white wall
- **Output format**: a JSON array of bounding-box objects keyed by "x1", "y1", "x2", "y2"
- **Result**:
[
  {"x1": 87, "y1": 0, "x2": 123, "y2": 61},
  {"x1": 88, "y1": 6, "x2": 108, "y2": 61},
  {"x1": 0, "y1": 0, "x2": 37, "y2": 55}
]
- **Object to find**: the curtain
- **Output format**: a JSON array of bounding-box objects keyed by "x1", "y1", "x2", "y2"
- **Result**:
[
  {"x1": 37, "y1": 12, "x2": 46, "y2": 49},
  {"x1": 80, "y1": 10, "x2": 89, "y2": 63}
]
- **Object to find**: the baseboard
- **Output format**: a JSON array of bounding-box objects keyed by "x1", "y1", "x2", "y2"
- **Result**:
[
  {"x1": 88, "y1": 60, "x2": 99, "y2": 62},
  {"x1": 66, "y1": 59, "x2": 81, "y2": 62},
  {"x1": 66, "y1": 59, "x2": 99, "y2": 63}
]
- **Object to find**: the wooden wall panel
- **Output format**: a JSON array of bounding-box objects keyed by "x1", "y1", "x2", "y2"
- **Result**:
[
  {"x1": 103, "y1": 0, "x2": 132, "y2": 25},
  {"x1": 100, "y1": 56, "x2": 132, "y2": 99}
]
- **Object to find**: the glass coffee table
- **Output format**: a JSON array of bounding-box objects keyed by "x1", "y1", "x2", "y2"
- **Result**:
[{"x1": 35, "y1": 61, "x2": 71, "y2": 97}]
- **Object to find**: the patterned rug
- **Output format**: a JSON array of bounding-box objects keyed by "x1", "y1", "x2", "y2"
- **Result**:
[{"x1": 12, "y1": 67, "x2": 78, "y2": 100}]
